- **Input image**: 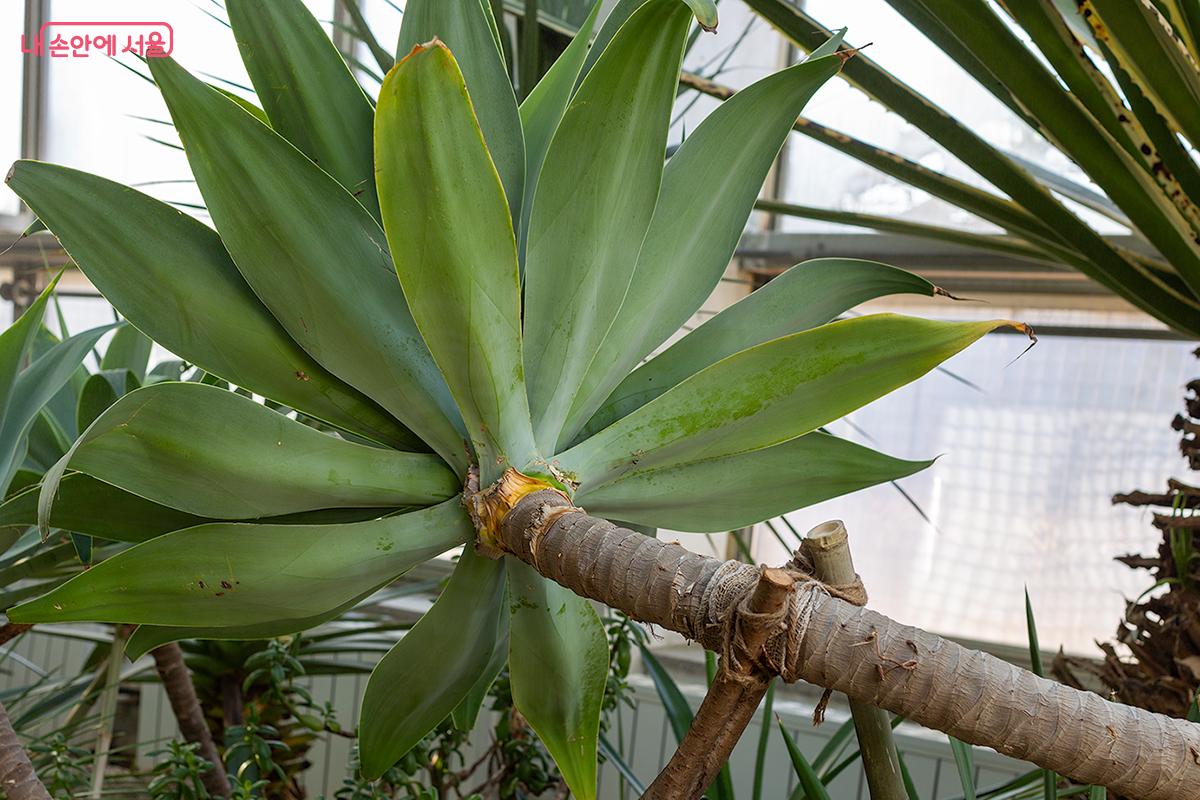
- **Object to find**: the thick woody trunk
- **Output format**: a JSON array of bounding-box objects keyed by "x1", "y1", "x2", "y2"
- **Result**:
[
  {"x1": 0, "y1": 700, "x2": 49, "y2": 800},
  {"x1": 495, "y1": 488, "x2": 1200, "y2": 800},
  {"x1": 151, "y1": 643, "x2": 232, "y2": 799}
]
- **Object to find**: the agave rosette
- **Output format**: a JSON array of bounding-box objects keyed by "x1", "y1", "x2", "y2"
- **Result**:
[{"x1": 2, "y1": 0, "x2": 1015, "y2": 793}]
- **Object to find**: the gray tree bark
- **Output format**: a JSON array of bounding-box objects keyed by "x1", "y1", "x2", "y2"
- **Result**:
[
  {"x1": 494, "y1": 486, "x2": 1200, "y2": 800},
  {"x1": 0, "y1": 700, "x2": 49, "y2": 800},
  {"x1": 151, "y1": 643, "x2": 232, "y2": 799}
]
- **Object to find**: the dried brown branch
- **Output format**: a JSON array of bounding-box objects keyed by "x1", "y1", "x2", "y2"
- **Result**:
[
  {"x1": 642, "y1": 567, "x2": 793, "y2": 799},
  {"x1": 151, "y1": 643, "x2": 231, "y2": 799},
  {"x1": 0, "y1": 700, "x2": 48, "y2": 800},
  {"x1": 0, "y1": 624, "x2": 33, "y2": 647}
]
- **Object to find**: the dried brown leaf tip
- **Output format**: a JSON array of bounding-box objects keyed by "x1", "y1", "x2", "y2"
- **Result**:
[
  {"x1": 836, "y1": 42, "x2": 873, "y2": 66},
  {"x1": 933, "y1": 285, "x2": 986, "y2": 304},
  {"x1": 1007, "y1": 321, "x2": 1038, "y2": 366}
]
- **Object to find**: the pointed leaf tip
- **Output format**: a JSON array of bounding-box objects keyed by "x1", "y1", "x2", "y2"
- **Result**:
[{"x1": 685, "y1": 0, "x2": 719, "y2": 31}]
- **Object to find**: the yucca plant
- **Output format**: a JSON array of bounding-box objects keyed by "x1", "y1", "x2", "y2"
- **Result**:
[
  {"x1": 2, "y1": 0, "x2": 1198, "y2": 799},
  {"x1": 731, "y1": 0, "x2": 1200, "y2": 340},
  {"x1": 736, "y1": 0, "x2": 1200, "y2": 334}
]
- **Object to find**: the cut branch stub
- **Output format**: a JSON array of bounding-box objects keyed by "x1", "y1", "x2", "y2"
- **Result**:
[
  {"x1": 805, "y1": 520, "x2": 907, "y2": 800},
  {"x1": 643, "y1": 566, "x2": 795, "y2": 800},
  {"x1": 494, "y1": 489, "x2": 1200, "y2": 800}
]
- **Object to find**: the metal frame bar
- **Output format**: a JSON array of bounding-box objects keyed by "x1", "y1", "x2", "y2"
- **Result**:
[{"x1": 3, "y1": 0, "x2": 50, "y2": 316}]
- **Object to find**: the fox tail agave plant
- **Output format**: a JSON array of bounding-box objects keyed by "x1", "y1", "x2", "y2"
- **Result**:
[{"x1": 3, "y1": 0, "x2": 1196, "y2": 798}]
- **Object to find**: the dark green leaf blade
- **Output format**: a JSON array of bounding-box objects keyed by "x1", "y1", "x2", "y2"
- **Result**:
[
  {"x1": 507, "y1": 557, "x2": 607, "y2": 800},
  {"x1": 99, "y1": 323, "x2": 152, "y2": 382},
  {"x1": 558, "y1": 55, "x2": 844, "y2": 446},
  {"x1": 0, "y1": 280, "x2": 59, "y2": 493},
  {"x1": 397, "y1": 0, "x2": 525, "y2": 214},
  {"x1": 147, "y1": 56, "x2": 467, "y2": 471},
  {"x1": 578, "y1": 432, "x2": 931, "y2": 532},
  {"x1": 40, "y1": 382, "x2": 457, "y2": 524},
  {"x1": 0, "y1": 321, "x2": 115, "y2": 493},
  {"x1": 10, "y1": 498, "x2": 472, "y2": 626},
  {"x1": 517, "y1": 0, "x2": 601, "y2": 258},
  {"x1": 376, "y1": 42, "x2": 537, "y2": 483},
  {"x1": 523, "y1": 0, "x2": 692, "y2": 453},
  {"x1": 76, "y1": 373, "x2": 118, "y2": 433},
  {"x1": 359, "y1": 550, "x2": 506, "y2": 778},
  {"x1": 227, "y1": 0, "x2": 379, "y2": 216},
  {"x1": 778, "y1": 718, "x2": 833, "y2": 800},
  {"x1": 5, "y1": 161, "x2": 420, "y2": 451}
]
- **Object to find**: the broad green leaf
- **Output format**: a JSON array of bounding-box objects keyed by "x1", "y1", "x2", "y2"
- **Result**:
[
  {"x1": 778, "y1": 719, "x2": 833, "y2": 800},
  {"x1": 0, "y1": 281, "x2": 58, "y2": 492},
  {"x1": 507, "y1": 558, "x2": 607, "y2": 800},
  {"x1": 0, "y1": 322, "x2": 115, "y2": 495},
  {"x1": 376, "y1": 42, "x2": 537, "y2": 484},
  {"x1": 397, "y1": 0, "x2": 525, "y2": 214},
  {"x1": 949, "y1": 737, "x2": 978, "y2": 800},
  {"x1": 0, "y1": 473, "x2": 393, "y2": 544},
  {"x1": 580, "y1": 0, "x2": 718, "y2": 79},
  {"x1": 227, "y1": 0, "x2": 379, "y2": 216},
  {"x1": 25, "y1": 411, "x2": 70, "y2": 471},
  {"x1": 359, "y1": 549, "x2": 506, "y2": 777},
  {"x1": 99, "y1": 323, "x2": 152, "y2": 382},
  {"x1": 577, "y1": 432, "x2": 930, "y2": 532},
  {"x1": 76, "y1": 373, "x2": 119, "y2": 433},
  {"x1": 583, "y1": 259, "x2": 935, "y2": 439},
  {"x1": 122, "y1": 576, "x2": 394, "y2": 659},
  {"x1": 5, "y1": 161, "x2": 420, "y2": 451},
  {"x1": 517, "y1": 0, "x2": 601, "y2": 258},
  {"x1": 10, "y1": 498, "x2": 472, "y2": 626},
  {"x1": 40, "y1": 383, "x2": 456, "y2": 528},
  {"x1": 557, "y1": 57, "x2": 843, "y2": 447},
  {"x1": 451, "y1": 619, "x2": 509, "y2": 731},
  {"x1": 147, "y1": 57, "x2": 467, "y2": 471},
  {"x1": 524, "y1": 0, "x2": 692, "y2": 452},
  {"x1": 560, "y1": 314, "x2": 1015, "y2": 487},
  {"x1": 35, "y1": 326, "x2": 88, "y2": 443},
  {"x1": 213, "y1": 86, "x2": 269, "y2": 125}
]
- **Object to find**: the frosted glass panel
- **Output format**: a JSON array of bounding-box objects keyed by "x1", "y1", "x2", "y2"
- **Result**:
[{"x1": 754, "y1": 304, "x2": 1191, "y2": 655}]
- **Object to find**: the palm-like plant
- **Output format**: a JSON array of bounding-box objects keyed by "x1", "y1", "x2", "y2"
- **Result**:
[
  {"x1": 737, "y1": 0, "x2": 1200, "y2": 339},
  {"x1": 6, "y1": 0, "x2": 1157, "y2": 797}
]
